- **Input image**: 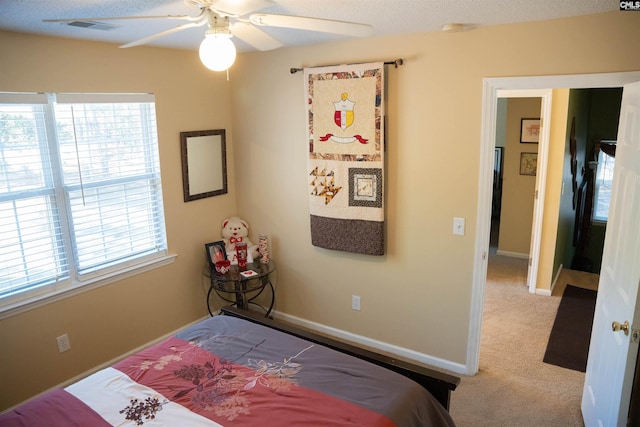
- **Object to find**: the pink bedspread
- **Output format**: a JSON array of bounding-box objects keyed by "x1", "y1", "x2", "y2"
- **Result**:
[{"x1": 1, "y1": 315, "x2": 456, "y2": 426}]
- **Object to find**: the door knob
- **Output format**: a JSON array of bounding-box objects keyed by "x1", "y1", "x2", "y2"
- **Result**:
[{"x1": 612, "y1": 320, "x2": 630, "y2": 336}]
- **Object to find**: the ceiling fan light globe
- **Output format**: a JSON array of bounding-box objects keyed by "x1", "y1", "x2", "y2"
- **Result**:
[{"x1": 199, "y1": 35, "x2": 236, "y2": 71}]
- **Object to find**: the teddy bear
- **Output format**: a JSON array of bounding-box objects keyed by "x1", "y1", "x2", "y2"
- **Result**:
[{"x1": 221, "y1": 216, "x2": 259, "y2": 264}]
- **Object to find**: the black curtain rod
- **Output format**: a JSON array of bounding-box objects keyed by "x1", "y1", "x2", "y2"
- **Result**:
[{"x1": 290, "y1": 59, "x2": 404, "y2": 74}]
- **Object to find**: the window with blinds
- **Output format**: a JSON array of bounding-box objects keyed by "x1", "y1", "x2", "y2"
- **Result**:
[
  {"x1": 593, "y1": 149, "x2": 615, "y2": 223},
  {"x1": 0, "y1": 92, "x2": 167, "y2": 310}
]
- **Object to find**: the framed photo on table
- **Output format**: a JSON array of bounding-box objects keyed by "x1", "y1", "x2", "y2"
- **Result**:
[
  {"x1": 520, "y1": 118, "x2": 540, "y2": 143},
  {"x1": 205, "y1": 241, "x2": 227, "y2": 269}
]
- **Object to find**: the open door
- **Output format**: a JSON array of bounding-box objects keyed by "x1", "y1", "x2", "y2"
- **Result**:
[{"x1": 582, "y1": 81, "x2": 640, "y2": 426}]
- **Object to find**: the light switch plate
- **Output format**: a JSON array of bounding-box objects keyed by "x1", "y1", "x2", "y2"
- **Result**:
[
  {"x1": 352, "y1": 295, "x2": 361, "y2": 311},
  {"x1": 453, "y1": 217, "x2": 465, "y2": 236}
]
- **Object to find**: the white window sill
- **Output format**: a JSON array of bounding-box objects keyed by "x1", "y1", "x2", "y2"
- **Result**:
[{"x1": 0, "y1": 253, "x2": 178, "y2": 320}]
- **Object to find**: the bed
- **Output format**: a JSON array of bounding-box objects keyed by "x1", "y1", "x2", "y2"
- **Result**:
[{"x1": 0, "y1": 306, "x2": 459, "y2": 426}]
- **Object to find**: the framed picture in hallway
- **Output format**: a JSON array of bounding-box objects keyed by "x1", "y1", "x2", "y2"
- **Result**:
[
  {"x1": 520, "y1": 118, "x2": 540, "y2": 143},
  {"x1": 520, "y1": 152, "x2": 538, "y2": 176}
]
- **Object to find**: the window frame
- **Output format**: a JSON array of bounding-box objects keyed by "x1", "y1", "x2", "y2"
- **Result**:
[
  {"x1": 592, "y1": 148, "x2": 615, "y2": 224},
  {"x1": 0, "y1": 92, "x2": 175, "y2": 318}
]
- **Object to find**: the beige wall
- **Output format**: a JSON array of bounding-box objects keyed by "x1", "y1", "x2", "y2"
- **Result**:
[
  {"x1": 229, "y1": 10, "x2": 639, "y2": 366},
  {"x1": 0, "y1": 31, "x2": 239, "y2": 409},
  {"x1": 539, "y1": 89, "x2": 570, "y2": 293},
  {"x1": 1, "y1": 10, "x2": 639, "y2": 410},
  {"x1": 498, "y1": 97, "x2": 541, "y2": 256}
]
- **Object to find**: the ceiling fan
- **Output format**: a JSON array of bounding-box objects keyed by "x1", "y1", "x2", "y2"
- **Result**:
[{"x1": 43, "y1": 0, "x2": 374, "y2": 71}]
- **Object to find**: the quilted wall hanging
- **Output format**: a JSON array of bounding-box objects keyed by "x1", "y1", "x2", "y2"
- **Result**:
[{"x1": 304, "y1": 62, "x2": 385, "y2": 255}]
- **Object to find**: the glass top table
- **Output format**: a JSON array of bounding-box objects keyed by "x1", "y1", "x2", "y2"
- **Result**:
[{"x1": 204, "y1": 259, "x2": 275, "y2": 317}]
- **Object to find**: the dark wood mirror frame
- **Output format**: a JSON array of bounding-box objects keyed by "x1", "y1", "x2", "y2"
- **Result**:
[{"x1": 180, "y1": 129, "x2": 228, "y2": 202}]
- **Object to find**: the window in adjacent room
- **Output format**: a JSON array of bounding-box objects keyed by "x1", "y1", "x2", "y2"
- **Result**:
[
  {"x1": 592, "y1": 147, "x2": 615, "y2": 223},
  {"x1": 0, "y1": 92, "x2": 169, "y2": 313}
]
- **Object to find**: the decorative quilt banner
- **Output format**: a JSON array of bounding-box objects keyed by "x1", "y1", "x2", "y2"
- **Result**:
[{"x1": 304, "y1": 62, "x2": 385, "y2": 255}]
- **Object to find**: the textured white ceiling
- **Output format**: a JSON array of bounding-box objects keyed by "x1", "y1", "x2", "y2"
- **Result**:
[{"x1": 0, "y1": 0, "x2": 619, "y2": 52}]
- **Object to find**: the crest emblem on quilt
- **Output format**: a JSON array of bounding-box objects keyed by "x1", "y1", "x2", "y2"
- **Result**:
[
  {"x1": 334, "y1": 92, "x2": 354, "y2": 130},
  {"x1": 319, "y1": 92, "x2": 368, "y2": 144}
]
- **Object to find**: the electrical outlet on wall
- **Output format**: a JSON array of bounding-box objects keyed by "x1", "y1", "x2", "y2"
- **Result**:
[{"x1": 56, "y1": 333, "x2": 71, "y2": 353}]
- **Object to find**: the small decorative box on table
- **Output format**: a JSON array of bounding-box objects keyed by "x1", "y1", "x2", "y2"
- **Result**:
[{"x1": 204, "y1": 259, "x2": 276, "y2": 317}]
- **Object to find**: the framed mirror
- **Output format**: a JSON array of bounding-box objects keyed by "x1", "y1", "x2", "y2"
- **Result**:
[{"x1": 180, "y1": 129, "x2": 228, "y2": 202}]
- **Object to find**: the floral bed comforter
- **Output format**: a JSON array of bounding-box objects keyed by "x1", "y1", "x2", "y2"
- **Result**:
[{"x1": 1, "y1": 315, "x2": 456, "y2": 426}]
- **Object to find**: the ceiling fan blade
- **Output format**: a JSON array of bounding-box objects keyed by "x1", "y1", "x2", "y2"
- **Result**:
[
  {"x1": 230, "y1": 22, "x2": 283, "y2": 51},
  {"x1": 119, "y1": 20, "x2": 206, "y2": 48},
  {"x1": 43, "y1": 15, "x2": 196, "y2": 23},
  {"x1": 208, "y1": 0, "x2": 272, "y2": 17},
  {"x1": 249, "y1": 14, "x2": 374, "y2": 37}
]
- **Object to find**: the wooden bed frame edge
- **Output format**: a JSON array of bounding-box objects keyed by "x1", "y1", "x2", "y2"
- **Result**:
[{"x1": 219, "y1": 307, "x2": 460, "y2": 411}]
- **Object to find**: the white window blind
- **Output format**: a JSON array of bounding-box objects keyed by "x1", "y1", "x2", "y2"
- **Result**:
[
  {"x1": 0, "y1": 92, "x2": 167, "y2": 309},
  {"x1": 593, "y1": 150, "x2": 615, "y2": 222}
]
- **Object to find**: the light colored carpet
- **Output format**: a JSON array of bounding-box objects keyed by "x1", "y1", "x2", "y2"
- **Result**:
[{"x1": 449, "y1": 250, "x2": 599, "y2": 427}]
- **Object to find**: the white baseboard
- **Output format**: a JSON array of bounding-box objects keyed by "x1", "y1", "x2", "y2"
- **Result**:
[
  {"x1": 548, "y1": 263, "x2": 563, "y2": 295},
  {"x1": 534, "y1": 263, "x2": 563, "y2": 296},
  {"x1": 495, "y1": 249, "x2": 529, "y2": 259},
  {"x1": 273, "y1": 310, "x2": 467, "y2": 375},
  {"x1": 535, "y1": 288, "x2": 552, "y2": 296}
]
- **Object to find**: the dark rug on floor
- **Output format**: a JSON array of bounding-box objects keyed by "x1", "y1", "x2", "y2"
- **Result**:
[{"x1": 543, "y1": 285, "x2": 597, "y2": 372}]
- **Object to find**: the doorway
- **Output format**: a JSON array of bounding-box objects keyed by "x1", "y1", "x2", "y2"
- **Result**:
[
  {"x1": 491, "y1": 96, "x2": 542, "y2": 274},
  {"x1": 467, "y1": 71, "x2": 640, "y2": 375},
  {"x1": 492, "y1": 89, "x2": 621, "y2": 292}
]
